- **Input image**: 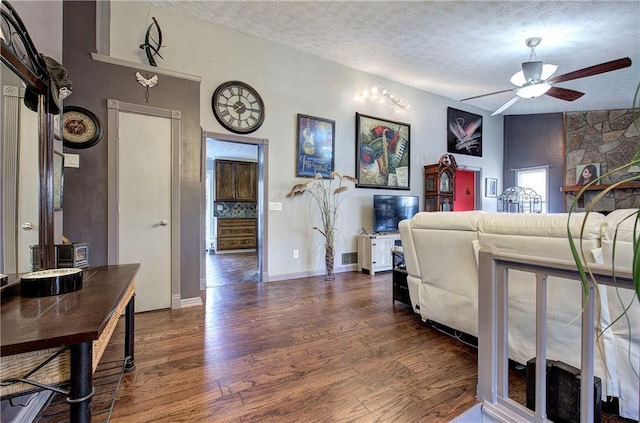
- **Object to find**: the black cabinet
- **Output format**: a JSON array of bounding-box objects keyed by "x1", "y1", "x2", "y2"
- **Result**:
[{"x1": 392, "y1": 249, "x2": 411, "y2": 306}]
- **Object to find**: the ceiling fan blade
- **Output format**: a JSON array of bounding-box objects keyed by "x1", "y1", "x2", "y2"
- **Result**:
[
  {"x1": 548, "y1": 57, "x2": 632, "y2": 84},
  {"x1": 460, "y1": 88, "x2": 516, "y2": 102},
  {"x1": 491, "y1": 96, "x2": 520, "y2": 116},
  {"x1": 545, "y1": 86, "x2": 585, "y2": 102}
]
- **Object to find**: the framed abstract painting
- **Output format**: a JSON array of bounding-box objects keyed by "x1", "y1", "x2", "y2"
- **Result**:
[
  {"x1": 356, "y1": 113, "x2": 410, "y2": 189},
  {"x1": 447, "y1": 107, "x2": 482, "y2": 157}
]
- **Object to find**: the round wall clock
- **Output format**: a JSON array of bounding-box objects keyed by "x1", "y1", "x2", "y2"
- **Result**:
[
  {"x1": 212, "y1": 80, "x2": 265, "y2": 134},
  {"x1": 62, "y1": 106, "x2": 103, "y2": 149}
]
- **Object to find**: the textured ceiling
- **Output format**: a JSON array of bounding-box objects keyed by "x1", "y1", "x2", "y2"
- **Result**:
[{"x1": 150, "y1": 1, "x2": 640, "y2": 116}]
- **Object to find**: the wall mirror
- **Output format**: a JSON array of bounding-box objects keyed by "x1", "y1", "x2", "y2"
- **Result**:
[
  {"x1": 1, "y1": 62, "x2": 40, "y2": 273},
  {"x1": 1, "y1": 0, "x2": 56, "y2": 273}
]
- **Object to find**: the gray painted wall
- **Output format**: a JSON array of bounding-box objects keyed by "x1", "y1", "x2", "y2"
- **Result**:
[
  {"x1": 503, "y1": 113, "x2": 565, "y2": 213},
  {"x1": 62, "y1": 1, "x2": 202, "y2": 300}
]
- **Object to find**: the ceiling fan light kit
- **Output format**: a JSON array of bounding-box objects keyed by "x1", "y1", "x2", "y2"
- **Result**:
[
  {"x1": 461, "y1": 37, "x2": 632, "y2": 115},
  {"x1": 510, "y1": 62, "x2": 558, "y2": 86},
  {"x1": 517, "y1": 83, "x2": 552, "y2": 99}
]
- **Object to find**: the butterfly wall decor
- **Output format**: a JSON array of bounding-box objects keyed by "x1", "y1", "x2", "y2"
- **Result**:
[{"x1": 135, "y1": 72, "x2": 158, "y2": 102}]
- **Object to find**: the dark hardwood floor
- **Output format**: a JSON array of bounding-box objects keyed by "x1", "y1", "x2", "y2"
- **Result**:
[
  {"x1": 99, "y1": 268, "x2": 629, "y2": 423},
  {"x1": 206, "y1": 252, "x2": 259, "y2": 287},
  {"x1": 103, "y1": 271, "x2": 481, "y2": 422}
]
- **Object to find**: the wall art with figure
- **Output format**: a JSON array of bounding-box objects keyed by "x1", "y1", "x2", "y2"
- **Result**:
[
  {"x1": 576, "y1": 163, "x2": 600, "y2": 185},
  {"x1": 356, "y1": 113, "x2": 410, "y2": 189},
  {"x1": 296, "y1": 114, "x2": 335, "y2": 178},
  {"x1": 447, "y1": 107, "x2": 482, "y2": 157}
]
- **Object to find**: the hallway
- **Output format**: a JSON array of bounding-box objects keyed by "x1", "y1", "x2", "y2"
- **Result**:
[{"x1": 206, "y1": 251, "x2": 259, "y2": 287}]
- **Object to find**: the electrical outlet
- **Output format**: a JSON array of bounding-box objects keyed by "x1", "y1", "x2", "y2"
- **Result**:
[
  {"x1": 269, "y1": 202, "x2": 283, "y2": 211},
  {"x1": 293, "y1": 249, "x2": 299, "y2": 259}
]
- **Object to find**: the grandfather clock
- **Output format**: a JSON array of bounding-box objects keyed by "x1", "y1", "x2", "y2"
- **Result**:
[{"x1": 424, "y1": 154, "x2": 457, "y2": 212}]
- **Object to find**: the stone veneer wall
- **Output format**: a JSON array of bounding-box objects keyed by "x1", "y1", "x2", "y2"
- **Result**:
[{"x1": 564, "y1": 109, "x2": 640, "y2": 211}]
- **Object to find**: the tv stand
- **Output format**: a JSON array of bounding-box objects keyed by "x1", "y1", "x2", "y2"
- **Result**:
[{"x1": 357, "y1": 233, "x2": 401, "y2": 275}]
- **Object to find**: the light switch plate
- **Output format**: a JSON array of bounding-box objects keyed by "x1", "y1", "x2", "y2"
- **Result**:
[{"x1": 64, "y1": 153, "x2": 80, "y2": 168}]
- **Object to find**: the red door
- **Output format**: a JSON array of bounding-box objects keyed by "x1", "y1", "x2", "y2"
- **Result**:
[{"x1": 454, "y1": 170, "x2": 476, "y2": 211}]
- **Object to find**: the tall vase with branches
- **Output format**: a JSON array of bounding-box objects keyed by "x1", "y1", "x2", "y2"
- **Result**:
[{"x1": 287, "y1": 172, "x2": 357, "y2": 280}]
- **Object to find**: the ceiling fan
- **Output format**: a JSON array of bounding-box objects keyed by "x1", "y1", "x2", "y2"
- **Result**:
[{"x1": 461, "y1": 37, "x2": 632, "y2": 116}]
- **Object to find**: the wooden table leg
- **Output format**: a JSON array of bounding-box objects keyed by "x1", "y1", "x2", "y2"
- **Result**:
[
  {"x1": 124, "y1": 294, "x2": 136, "y2": 372},
  {"x1": 69, "y1": 341, "x2": 93, "y2": 423}
]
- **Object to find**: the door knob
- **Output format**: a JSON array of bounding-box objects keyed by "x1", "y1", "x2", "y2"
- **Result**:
[
  {"x1": 159, "y1": 219, "x2": 168, "y2": 226},
  {"x1": 21, "y1": 222, "x2": 37, "y2": 230}
]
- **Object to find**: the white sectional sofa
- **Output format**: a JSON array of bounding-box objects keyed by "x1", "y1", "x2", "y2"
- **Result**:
[{"x1": 399, "y1": 210, "x2": 639, "y2": 420}]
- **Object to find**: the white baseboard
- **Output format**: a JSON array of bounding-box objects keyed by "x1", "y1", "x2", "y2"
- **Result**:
[
  {"x1": 181, "y1": 296, "x2": 203, "y2": 308},
  {"x1": 266, "y1": 264, "x2": 357, "y2": 282}
]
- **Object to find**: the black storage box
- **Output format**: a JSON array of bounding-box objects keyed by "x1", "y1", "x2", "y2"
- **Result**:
[
  {"x1": 55, "y1": 242, "x2": 89, "y2": 268},
  {"x1": 526, "y1": 358, "x2": 601, "y2": 423}
]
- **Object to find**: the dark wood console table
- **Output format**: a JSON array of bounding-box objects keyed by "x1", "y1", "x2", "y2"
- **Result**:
[{"x1": 1, "y1": 264, "x2": 139, "y2": 423}]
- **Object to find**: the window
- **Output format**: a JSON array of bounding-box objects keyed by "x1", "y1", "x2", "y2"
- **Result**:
[{"x1": 516, "y1": 167, "x2": 548, "y2": 213}]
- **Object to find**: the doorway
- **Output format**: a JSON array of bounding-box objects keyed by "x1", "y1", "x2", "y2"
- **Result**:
[
  {"x1": 107, "y1": 100, "x2": 181, "y2": 312},
  {"x1": 454, "y1": 168, "x2": 480, "y2": 211},
  {"x1": 204, "y1": 132, "x2": 267, "y2": 287},
  {"x1": 453, "y1": 169, "x2": 476, "y2": 211}
]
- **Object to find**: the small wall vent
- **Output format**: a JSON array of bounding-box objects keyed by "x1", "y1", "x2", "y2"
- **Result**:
[{"x1": 341, "y1": 252, "x2": 358, "y2": 265}]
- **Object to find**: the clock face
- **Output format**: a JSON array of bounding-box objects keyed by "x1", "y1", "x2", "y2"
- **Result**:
[
  {"x1": 62, "y1": 106, "x2": 103, "y2": 149},
  {"x1": 212, "y1": 81, "x2": 265, "y2": 134}
]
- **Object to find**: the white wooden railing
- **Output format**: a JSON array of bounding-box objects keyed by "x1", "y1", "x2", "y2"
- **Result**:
[{"x1": 475, "y1": 246, "x2": 634, "y2": 422}]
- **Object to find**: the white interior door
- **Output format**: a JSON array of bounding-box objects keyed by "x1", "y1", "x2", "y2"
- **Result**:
[
  {"x1": 118, "y1": 111, "x2": 172, "y2": 312},
  {"x1": 17, "y1": 101, "x2": 40, "y2": 272}
]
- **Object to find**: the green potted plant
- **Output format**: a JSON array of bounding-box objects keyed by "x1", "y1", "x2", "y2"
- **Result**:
[{"x1": 287, "y1": 172, "x2": 357, "y2": 280}]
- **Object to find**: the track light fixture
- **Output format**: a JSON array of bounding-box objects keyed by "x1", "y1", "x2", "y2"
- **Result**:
[{"x1": 361, "y1": 87, "x2": 410, "y2": 109}]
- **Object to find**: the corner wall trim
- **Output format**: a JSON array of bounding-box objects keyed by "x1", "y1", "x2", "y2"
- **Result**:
[{"x1": 172, "y1": 294, "x2": 182, "y2": 309}]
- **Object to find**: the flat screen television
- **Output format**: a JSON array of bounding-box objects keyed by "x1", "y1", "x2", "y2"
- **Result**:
[{"x1": 373, "y1": 195, "x2": 419, "y2": 233}]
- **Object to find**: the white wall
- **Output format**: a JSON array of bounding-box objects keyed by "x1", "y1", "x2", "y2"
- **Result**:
[
  {"x1": 11, "y1": 1, "x2": 63, "y2": 62},
  {"x1": 109, "y1": 2, "x2": 503, "y2": 279}
]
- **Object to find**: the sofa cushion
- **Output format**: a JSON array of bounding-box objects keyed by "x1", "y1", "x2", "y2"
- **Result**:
[
  {"x1": 478, "y1": 212, "x2": 604, "y2": 240},
  {"x1": 601, "y1": 209, "x2": 638, "y2": 269},
  {"x1": 410, "y1": 210, "x2": 484, "y2": 231},
  {"x1": 601, "y1": 209, "x2": 639, "y2": 244}
]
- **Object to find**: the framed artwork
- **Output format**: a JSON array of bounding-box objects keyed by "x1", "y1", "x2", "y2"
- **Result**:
[
  {"x1": 53, "y1": 151, "x2": 64, "y2": 210},
  {"x1": 356, "y1": 113, "x2": 410, "y2": 189},
  {"x1": 576, "y1": 163, "x2": 600, "y2": 185},
  {"x1": 485, "y1": 177, "x2": 497, "y2": 198},
  {"x1": 447, "y1": 107, "x2": 482, "y2": 157},
  {"x1": 296, "y1": 114, "x2": 335, "y2": 178}
]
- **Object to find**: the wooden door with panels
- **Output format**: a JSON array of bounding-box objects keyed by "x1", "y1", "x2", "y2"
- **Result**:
[
  {"x1": 215, "y1": 160, "x2": 236, "y2": 200},
  {"x1": 235, "y1": 161, "x2": 257, "y2": 201}
]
